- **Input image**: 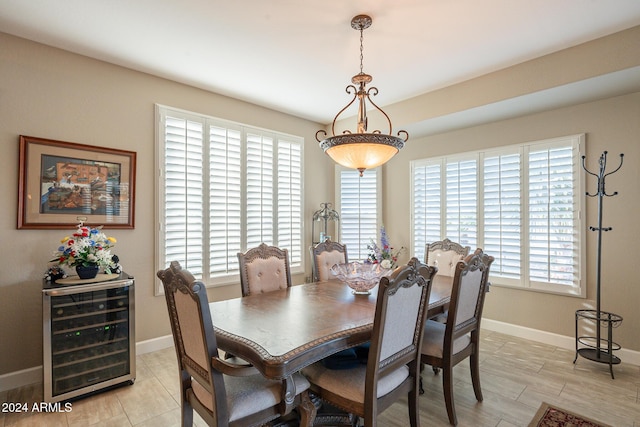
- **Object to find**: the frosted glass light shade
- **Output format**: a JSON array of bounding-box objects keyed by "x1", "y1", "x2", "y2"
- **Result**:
[{"x1": 320, "y1": 133, "x2": 404, "y2": 175}]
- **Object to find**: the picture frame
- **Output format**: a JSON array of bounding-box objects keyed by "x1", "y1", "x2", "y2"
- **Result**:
[{"x1": 18, "y1": 135, "x2": 136, "y2": 229}]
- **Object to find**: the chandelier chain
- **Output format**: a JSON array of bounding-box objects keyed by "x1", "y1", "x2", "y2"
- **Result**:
[{"x1": 359, "y1": 26, "x2": 364, "y2": 75}]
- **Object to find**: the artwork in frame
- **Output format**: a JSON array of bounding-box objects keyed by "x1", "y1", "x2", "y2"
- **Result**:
[{"x1": 18, "y1": 135, "x2": 136, "y2": 229}]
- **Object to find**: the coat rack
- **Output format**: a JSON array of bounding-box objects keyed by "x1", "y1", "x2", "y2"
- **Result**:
[{"x1": 574, "y1": 151, "x2": 624, "y2": 378}]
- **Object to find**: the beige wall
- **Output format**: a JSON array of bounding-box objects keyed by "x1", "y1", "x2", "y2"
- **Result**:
[
  {"x1": 383, "y1": 92, "x2": 640, "y2": 352},
  {"x1": 0, "y1": 32, "x2": 334, "y2": 375},
  {"x1": 1, "y1": 25, "x2": 639, "y2": 379}
]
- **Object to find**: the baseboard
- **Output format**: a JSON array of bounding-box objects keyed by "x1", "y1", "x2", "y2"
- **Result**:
[
  {"x1": 482, "y1": 318, "x2": 640, "y2": 366},
  {"x1": 0, "y1": 366, "x2": 42, "y2": 393},
  {"x1": 135, "y1": 334, "x2": 174, "y2": 355},
  {"x1": 0, "y1": 335, "x2": 175, "y2": 393}
]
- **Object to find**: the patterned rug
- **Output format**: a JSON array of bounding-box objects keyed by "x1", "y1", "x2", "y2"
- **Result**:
[{"x1": 528, "y1": 402, "x2": 612, "y2": 427}]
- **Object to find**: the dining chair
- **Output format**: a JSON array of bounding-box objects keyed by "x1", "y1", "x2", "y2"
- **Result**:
[
  {"x1": 310, "y1": 239, "x2": 348, "y2": 282},
  {"x1": 237, "y1": 243, "x2": 292, "y2": 297},
  {"x1": 424, "y1": 239, "x2": 471, "y2": 325},
  {"x1": 419, "y1": 249, "x2": 494, "y2": 425},
  {"x1": 302, "y1": 257, "x2": 437, "y2": 427},
  {"x1": 157, "y1": 261, "x2": 315, "y2": 427},
  {"x1": 424, "y1": 238, "x2": 470, "y2": 278}
]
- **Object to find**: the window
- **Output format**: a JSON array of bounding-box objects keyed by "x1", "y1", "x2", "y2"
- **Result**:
[
  {"x1": 336, "y1": 167, "x2": 381, "y2": 261},
  {"x1": 411, "y1": 134, "x2": 585, "y2": 296},
  {"x1": 156, "y1": 105, "x2": 303, "y2": 291}
]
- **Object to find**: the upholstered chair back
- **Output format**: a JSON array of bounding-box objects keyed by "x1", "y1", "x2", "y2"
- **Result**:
[
  {"x1": 449, "y1": 249, "x2": 494, "y2": 336},
  {"x1": 157, "y1": 261, "x2": 228, "y2": 422},
  {"x1": 375, "y1": 258, "x2": 436, "y2": 363},
  {"x1": 453, "y1": 263, "x2": 484, "y2": 328},
  {"x1": 237, "y1": 243, "x2": 292, "y2": 296},
  {"x1": 425, "y1": 238, "x2": 470, "y2": 277},
  {"x1": 366, "y1": 258, "x2": 437, "y2": 402},
  {"x1": 311, "y1": 240, "x2": 348, "y2": 281}
]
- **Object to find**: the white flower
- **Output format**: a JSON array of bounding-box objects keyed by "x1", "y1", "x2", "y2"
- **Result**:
[{"x1": 380, "y1": 259, "x2": 393, "y2": 269}]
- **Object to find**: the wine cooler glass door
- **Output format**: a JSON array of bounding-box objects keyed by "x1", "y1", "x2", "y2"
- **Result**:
[{"x1": 43, "y1": 277, "x2": 135, "y2": 402}]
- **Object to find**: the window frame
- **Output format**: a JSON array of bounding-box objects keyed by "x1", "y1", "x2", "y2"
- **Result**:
[
  {"x1": 411, "y1": 134, "x2": 585, "y2": 297},
  {"x1": 155, "y1": 104, "x2": 304, "y2": 294}
]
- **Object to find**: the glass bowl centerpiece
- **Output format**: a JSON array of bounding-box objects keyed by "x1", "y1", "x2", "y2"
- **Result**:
[{"x1": 330, "y1": 261, "x2": 392, "y2": 294}]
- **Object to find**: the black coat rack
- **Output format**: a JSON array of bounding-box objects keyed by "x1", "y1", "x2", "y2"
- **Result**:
[{"x1": 574, "y1": 151, "x2": 624, "y2": 378}]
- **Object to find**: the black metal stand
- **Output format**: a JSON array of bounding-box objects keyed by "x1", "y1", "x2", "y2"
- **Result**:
[
  {"x1": 574, "y1": 151, "x2": 623, "y2": 379},
  {"x1": 575, "y1": 309, "x2": 622, "y2": 378}
]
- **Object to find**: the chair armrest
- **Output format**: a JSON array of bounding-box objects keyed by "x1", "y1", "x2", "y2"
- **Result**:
[{"x1": 211, "y1": 356, "x2": 259, "y2": 376}]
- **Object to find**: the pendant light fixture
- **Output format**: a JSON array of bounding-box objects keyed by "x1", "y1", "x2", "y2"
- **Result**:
[{"x1": 316, "y1": 14, "x2": 408, "y2": 176}]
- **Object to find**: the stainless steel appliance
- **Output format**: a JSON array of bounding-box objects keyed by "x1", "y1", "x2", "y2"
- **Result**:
[{"x1": 42, "y1": 273, "x2": 135, "y2": 402}]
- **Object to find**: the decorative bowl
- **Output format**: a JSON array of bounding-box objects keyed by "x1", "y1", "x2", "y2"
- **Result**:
[{"x1": 330, "y1": 261, "x2": 392, "y2": 294}]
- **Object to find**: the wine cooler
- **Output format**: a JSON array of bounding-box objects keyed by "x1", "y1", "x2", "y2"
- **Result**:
[{"x1": 42, "y1": 273, "x2": 135, "y2": 402}]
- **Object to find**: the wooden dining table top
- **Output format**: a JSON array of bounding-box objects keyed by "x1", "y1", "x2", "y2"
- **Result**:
[{"x1": 209, "y1": 274, "x2": 452, "y2": 380}]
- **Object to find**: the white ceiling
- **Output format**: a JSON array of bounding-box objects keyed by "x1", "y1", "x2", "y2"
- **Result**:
[{"x1": 2, "y1": 0, "x2": 640, "y2": 134}]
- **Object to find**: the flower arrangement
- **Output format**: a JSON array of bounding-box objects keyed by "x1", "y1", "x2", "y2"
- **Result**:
[
  {"x1": 51, "y1": 224, "x2": 119, "y2": 273},
  {"x1": 367, "y1": 225, "x2": 405, "y2": 269}
]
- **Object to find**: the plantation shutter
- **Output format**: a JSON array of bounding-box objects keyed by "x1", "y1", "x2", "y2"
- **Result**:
[
  {"x1": 528, "y1": 145, "x2": 577, "y2": 286},
  {"x1": 163, "y1": 115, "x2": 205, "y2": 278},
  {"x1": 246, "y1": 133, "x2": 274, "y2": 248},
  {"x1": 209, "y1": 125, "x2": 242, "y2": 277},
  {"x1": 410, "y1": 134, "x2": 583, "y2": 294},
  {"x1": 277, "y1": 138, "x2": 303, "y2": 266},
  {"x1": 157, "y1": 105, "x2": 304, "y2": 289},
  {"x1": 339, "y1": 168, "x2": 379, "y2": 260},
  {"x1": 483, "y1": 152, "x2": 521, "y2": 279},
  {"x1": 412, "y1": 162, "x2": 441, "y2": 261},
  {"x1": 445, "y1": 159, "x2": 478, "y2": 248}
]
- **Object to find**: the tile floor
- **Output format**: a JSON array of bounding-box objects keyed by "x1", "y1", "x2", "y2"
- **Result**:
[{"x1": 2, "y1": 330, "x2": 639, "y2": 426}]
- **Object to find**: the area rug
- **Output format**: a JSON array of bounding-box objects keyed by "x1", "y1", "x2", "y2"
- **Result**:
[{"x1": 528, "y1": 402, "x2": 612, "y2": 427}]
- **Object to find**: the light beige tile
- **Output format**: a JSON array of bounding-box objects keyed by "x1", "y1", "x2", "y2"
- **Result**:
[
  {"x1": 3, "y1": 384, "x2": 46, "y2": 427},
  {"x1": 91, "y1": 412, "x2": 132, "y2": 427},
  {"x1": 139, "y1": 348, "x2": 177, "y2": 372},
  {"x1": 6, "y1": 410, "x2": 68, "y2": 427},
  {"x1": 152, "y1": 368, "x2": 181, "y2": 402},
  {"x1": 115, "y1": 377, "x2": 178, "y2": 425},
  {"x1": 133, "y1": 407, "x2": 183, "y2": 427},
  {"x1": 66, "y1": 390, "x2": 124, "y2": 426},
  {"x1": 132, "y1": 356, "x2": 155, "y2": 383}
]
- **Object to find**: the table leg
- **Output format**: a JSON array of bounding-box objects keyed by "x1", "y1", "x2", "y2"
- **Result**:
[{"x1": 297, "y1": 391, "x2": 317, "y2": 427}]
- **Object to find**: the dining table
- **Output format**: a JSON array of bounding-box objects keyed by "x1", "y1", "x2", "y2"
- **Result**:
[{"x1": 209, "y1": 274, "x2": 452, "y2": 392}]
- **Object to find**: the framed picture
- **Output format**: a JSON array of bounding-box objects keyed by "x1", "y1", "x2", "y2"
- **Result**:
[{"x1": 18, "y1": 135, "x2": 136, "y2": 229}]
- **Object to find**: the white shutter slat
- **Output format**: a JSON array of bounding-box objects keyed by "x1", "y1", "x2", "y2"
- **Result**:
[
  {"x1": 162, "y1": 115, "x2": 204, "y2": 278},
  {"x1": 483, "y1": 152, "x2": 522, "y2": 280},
  {"x1": 209, "y1": 125, "x2": 242, "y2": 277},
  {"x1": 340, "y1": 169, "x2": 378, "y2": 260},
  {"x1": 445, "y1": 159, "x2": 477, "y2": 248},
  {"x1": 278, "y1": 139, "x2": 303, "y2": 266},
  {"x1": 246, "y1": 133, "x2": 274, "y2": 248},
  {"x1": 412, "y1": 162, "x2": 441, "y2": 260},
  {"x1": 528, "y1": 146, "x2": 576, "y2": 286}
]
